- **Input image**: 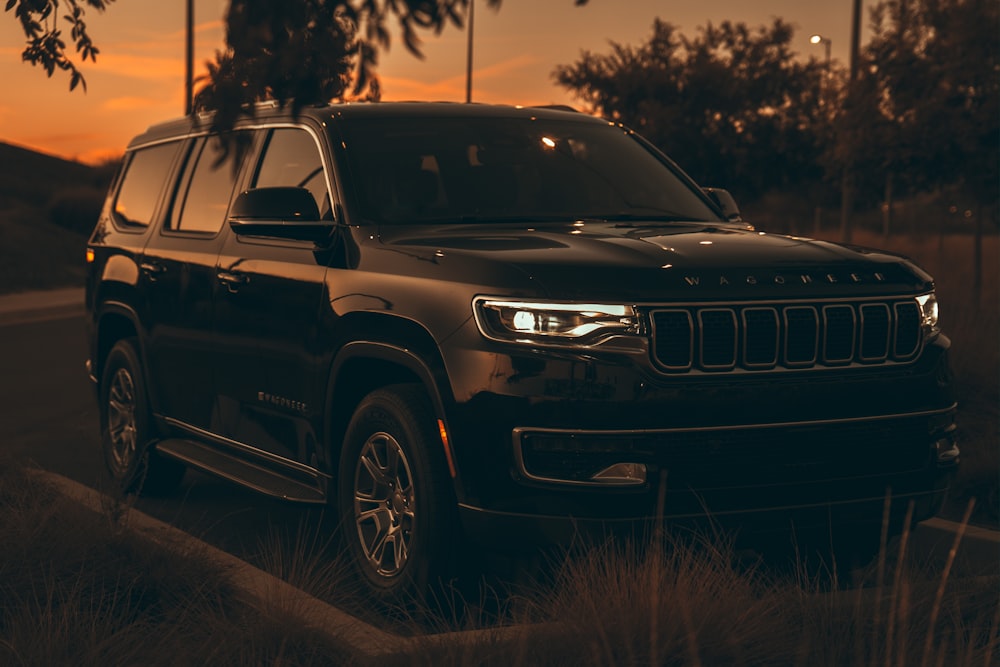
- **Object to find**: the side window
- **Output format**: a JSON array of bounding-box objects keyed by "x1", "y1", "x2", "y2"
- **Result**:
[
  {"x1": 252, "y1": 128, "x2": 332, "y2": 218},
  {"x1": 170, "y1": 137, "x2": 241, "y2": 234},
  {"x1": 112, "y1": 141, "x2": 181, "y2": 227}
]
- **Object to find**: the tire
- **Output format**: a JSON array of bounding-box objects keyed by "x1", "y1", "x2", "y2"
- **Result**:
[
  {"x1": 338, "y1": 384, "x2": 459, "y2": 604},
  {"x1": 100, "y1": 338, "x2": 185, "y2": 495}
]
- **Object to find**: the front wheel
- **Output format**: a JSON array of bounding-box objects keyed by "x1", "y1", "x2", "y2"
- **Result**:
[
  {"x1": 338, "y1": 384, "x2": 458, "y2": 604},
  {"x1": 99, "y1": 338, "x2": 185, "y2": 495}
]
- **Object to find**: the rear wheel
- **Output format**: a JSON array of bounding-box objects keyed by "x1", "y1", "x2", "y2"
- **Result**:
[
  {"x1": 100, "y1": 339, "x2": 185, "y2": 495},
  {"x1": 338, "y1": 384, "x2": 458, "y2": 603}
]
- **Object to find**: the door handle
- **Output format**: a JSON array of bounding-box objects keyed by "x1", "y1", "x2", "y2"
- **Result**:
[
  {"x1": 217, "y1": 270, "x2": 249, "y2": 292},
  {"x1": 140, "y1": 261, "x2": 167, "y2": 281}
]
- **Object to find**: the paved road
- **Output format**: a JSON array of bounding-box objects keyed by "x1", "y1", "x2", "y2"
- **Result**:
[{"x1": 0, "y1": 298, "x2": 331, "y2": 565}]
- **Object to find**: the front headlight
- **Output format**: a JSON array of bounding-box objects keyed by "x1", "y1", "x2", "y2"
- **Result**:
[
  {"x1": 916, "y1": 292, "x2": 940, "y2": 334},
  {"x1": 474, "y1": 298, "x2": 640, "y2": 346}
]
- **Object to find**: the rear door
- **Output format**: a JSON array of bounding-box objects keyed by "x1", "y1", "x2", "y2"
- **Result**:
[
  {"x1": 210, "y1": 125, "x2": 334, "y2": 463},
  {"x1": 140, "y1": 135, "x2": 246, "y2": 431}
]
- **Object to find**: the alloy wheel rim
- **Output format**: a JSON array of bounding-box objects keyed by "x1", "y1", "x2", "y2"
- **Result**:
[
  {"x1": 107, "y1": 367, "x2": 137, "y2": 474},
  {"x1": 353, "y1": 432, "x2": 415, "y2": 578}
]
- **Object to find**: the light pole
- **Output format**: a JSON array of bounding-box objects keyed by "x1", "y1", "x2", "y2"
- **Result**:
[
  {"x1": 809, "y1": 34, "x2": 832, "y2": 105},
  {"x1": 809, "y1": 33, "x2": 833, "y2": 236}
]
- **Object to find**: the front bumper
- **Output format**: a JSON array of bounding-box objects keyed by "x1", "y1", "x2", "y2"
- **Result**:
[{"x1": 439, "y1": 334, "x2": 958, "y2": 549}]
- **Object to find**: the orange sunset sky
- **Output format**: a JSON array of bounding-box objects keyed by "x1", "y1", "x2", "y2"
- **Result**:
[{"x1": 0, "y1": 1, "x2": 864, "y2": 164}]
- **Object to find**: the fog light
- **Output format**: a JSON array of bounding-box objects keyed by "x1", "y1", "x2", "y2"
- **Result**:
[{"x1": 590, "y1": 462, "x2": 647, "y2": 485}]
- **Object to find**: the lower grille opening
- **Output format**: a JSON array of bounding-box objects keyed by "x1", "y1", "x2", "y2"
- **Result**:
[{"x1": 517, "y1": 416, "x2": 935, "y2": 488}]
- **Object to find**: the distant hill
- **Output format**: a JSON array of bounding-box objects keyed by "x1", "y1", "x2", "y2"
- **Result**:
[
  {"x1": 0, "y1": 141, "x2": 114, "y2": 211},
  {"x1": 0, "y1": 142, "x2": 118, "y2": 294}
]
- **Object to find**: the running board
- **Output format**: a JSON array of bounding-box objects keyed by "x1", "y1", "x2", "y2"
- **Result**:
[{"x1": 155, "y1": 438, "x2": 328, "y2": 504}]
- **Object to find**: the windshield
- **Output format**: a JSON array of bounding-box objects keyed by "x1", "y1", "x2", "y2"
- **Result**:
[{"x1": 336, "y1": 115, "x2": 722, "y2": 225}]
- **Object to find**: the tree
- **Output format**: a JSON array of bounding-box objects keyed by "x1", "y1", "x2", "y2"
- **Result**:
[
  {"x1": 553, "y1": 19, "x2": 828, "y2": 202},
  {"x1": 8, "y1": 0, "x2": 588, "y2": 133},
  {"x1": 858, "y1": 0, "x2": 999, "y2": 203},
  {"x1": 5, "y1": 0, "x2": 114, "y2": 92}
]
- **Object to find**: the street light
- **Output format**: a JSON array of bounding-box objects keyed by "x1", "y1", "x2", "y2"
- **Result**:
[
  {"x1": 810, "y1": 34, "x2": 832, "y2": 62},
  {"x1": 810, "y1": 33, "x2": 832, "y2": 103}
]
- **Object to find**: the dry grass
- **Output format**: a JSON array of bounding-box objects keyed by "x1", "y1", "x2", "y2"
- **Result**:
[
  {"x1": 1, "y1": 457, "x2": 996, "y2": 666},
  {"x1": 397, "y1": 524, "x2": 999, "y2": 667},
  {"x1": 0, "y1": 459, "x2": 355, "y2": 666}
]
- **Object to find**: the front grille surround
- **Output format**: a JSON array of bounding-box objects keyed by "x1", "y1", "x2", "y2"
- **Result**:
[{"x1": 649, "y1": 297, "x2": 925, "y2": 374}]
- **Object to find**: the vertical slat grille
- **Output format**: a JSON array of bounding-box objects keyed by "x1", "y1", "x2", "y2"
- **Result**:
[
  {"x1": 743, "y1": 308, "x2": 779, "y2": 368},
  {"x1": 860, "y1": 303, "x2": 891, "y2": 361},
  {"x1": 822, "y1": 305, "x2": 856, "y2": 364},
  {"x1": 894, "y1": 302, "x2": 921, "y2": 359},
  {"x1": 650, "y1": 298, "x2": 924, "y2": 373},
  {"x1": 652, "y1": 310, "x2": 693, "y2": 369},
  {"x1": 699, "y1": 310, "x2": 737, "y2": 369},
  {"x1": 784, "y1": 307, "x2": 818, "y2": 366}
]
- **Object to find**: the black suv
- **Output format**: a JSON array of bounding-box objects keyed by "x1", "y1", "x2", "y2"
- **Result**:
[{"x1": 86, "y1": 102, "x2": 958, "y2": 600}]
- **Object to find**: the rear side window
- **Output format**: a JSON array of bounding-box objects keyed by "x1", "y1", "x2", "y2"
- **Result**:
[
  {"x1": 169, "y1": 137, "x2": 242, "y2": 234},
  {"x1": 113, "y1": 141, "x2": 181, "y2": 227}
]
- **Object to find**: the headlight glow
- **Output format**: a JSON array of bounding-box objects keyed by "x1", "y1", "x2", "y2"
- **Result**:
[
  {"x1": 475, "y1": 299, "x2": 640, "y2": 345},
  {"x1": 916, "y1": 292, "x2": 939, "y2": 333}
]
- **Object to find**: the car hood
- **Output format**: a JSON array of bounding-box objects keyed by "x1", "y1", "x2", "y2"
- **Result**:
[{"x1": 378, "y1": 221, "x2": 933, "y2": 300}]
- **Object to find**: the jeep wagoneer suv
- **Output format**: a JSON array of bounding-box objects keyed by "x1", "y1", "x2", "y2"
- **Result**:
[{"x1": 86, "y1": 102, "x2": 959, "y2": 600}]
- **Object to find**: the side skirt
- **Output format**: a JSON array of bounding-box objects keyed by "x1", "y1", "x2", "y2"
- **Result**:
[{"x1": 154, "y1": 416, "x2": 329, "y2": 504}]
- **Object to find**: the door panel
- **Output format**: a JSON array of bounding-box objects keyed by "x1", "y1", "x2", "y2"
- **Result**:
[
  {"x1": 211, "y1": 127, "x2": 333, "y2": 462},
  {"x1": 142, "y1": 137, "x2": 243, "y2": 429}
]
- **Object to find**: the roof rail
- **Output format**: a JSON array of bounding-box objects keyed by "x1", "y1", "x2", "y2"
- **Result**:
[{"x1": 531, "y1": 104, "x2": 579, "y2": 113}]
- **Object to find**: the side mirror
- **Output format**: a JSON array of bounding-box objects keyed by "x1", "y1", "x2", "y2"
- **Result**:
[
  {"x1": 702, "y1": 187, "x2": 742, "y2": 222},
  {"x1": 228, "y1": 187, "x2": 334, "y2": 243}
]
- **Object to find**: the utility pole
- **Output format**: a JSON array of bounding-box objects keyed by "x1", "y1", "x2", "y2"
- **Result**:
[
  {"x1": 849, "y1": 0, "x2": 862, "y2": 82},
  {"x1": 465, "y1": 0, "x2": 475, "y2": 103},
  {"x1": 185, "y1": 0, "x2": 194, "y2": 115}
]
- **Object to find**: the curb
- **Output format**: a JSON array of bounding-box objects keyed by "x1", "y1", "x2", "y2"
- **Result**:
[
  {"x1": 909, "y1": 516, "x2": 999, "y2": 578},
  {"x1": 0, "y1": 287, "x2": 84, "y2": 326},
  {"x1": 39, "y1": 471, "x2": 536, "y2": 665}
]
